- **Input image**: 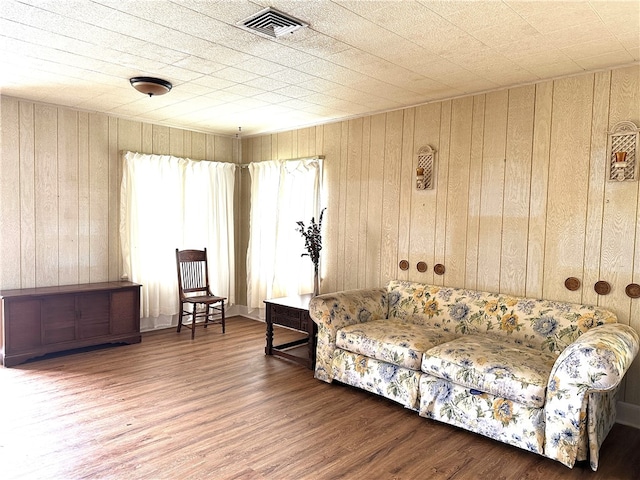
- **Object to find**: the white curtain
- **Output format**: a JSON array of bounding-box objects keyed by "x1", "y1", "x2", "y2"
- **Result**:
[
  {"x1": 120, "y1": 152, "x2": 236, "y2": 325},
  {"x1": 246, "y1": 158, "x2": 322, "y2": 309}
]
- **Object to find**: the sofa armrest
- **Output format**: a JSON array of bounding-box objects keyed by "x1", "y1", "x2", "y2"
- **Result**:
[
  {"x1": 544, "y1": 323, "x2": 639, "y2": 468},
  {"x1": 309, "y1": 288, "x2": 387, "y2": 383}
]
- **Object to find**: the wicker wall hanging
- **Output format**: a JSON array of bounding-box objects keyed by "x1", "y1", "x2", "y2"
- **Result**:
[
  {"x1": 607, "y1": 121, "x2": 639, "y2": 182},
  {"x1": 416, "y1": 145, "x2": 436, "y2": 190}
]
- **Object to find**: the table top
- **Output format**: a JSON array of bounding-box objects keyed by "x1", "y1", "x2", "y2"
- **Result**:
[
  {"x1": 1, "y1": 281, "x2": 141, "y2": 298},
  {"x1": 263, "y1": 293, "x2": 314, "y2": 310}
]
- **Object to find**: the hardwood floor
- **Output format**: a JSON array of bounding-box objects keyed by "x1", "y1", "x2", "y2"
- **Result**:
[{"x1": 1, "y1": 316, "x2": 639, "y2": 480}]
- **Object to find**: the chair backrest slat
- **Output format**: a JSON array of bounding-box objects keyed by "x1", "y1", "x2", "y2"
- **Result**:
[{"x1": 176, "y1": 248, "x2": 210, "y2": 297}]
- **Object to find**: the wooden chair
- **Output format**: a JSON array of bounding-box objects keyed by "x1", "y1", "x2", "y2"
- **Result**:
[{"x1": 175, "y1": 248, "x2": 226, "y2": 339}]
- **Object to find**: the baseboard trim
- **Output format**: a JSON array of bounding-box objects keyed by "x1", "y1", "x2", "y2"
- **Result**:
[{"x1": 617, "y1": 401, "x2": 640, "y2": 429}]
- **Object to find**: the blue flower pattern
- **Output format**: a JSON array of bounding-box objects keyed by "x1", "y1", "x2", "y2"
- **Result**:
[{"x1": 309, "y1": 281, "x2": 639, "y2": 471}]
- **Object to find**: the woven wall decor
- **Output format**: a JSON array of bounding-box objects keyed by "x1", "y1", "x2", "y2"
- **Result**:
[
  {"x1": 607, "y1": 121, "x2": 639, "y2": 182},
  {"x1": 416, "y1": 145, "x2": 436, "y2": 189}
]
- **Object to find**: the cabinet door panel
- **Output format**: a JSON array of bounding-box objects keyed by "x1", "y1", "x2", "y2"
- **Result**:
[
  {"x1": 5, "y1": 299, "x2": 41, "y2": 352},
  {"x1": 42, "y1": 296, "x2": 76, "y2": 344},
  {"x1": 77, "y1": 293, "x2": 110, "y2": 338},
  {"x1": 111, "y1": 290, "x2": 138, "y2": 335}
]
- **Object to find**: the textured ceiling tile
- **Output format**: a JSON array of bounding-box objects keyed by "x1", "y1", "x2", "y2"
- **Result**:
[
  {"x1": 213, "y1": 67, "x2": 261, "y2": 83},
  {"x1": 1, "y1": 0, "x2": 638, "y2": 136},
  {"x1": 272, "y1": 85, "x2": 313, "y2": 99},
  {"x1": 575, "y1": 50, "x2": 636, "y2": 70},
  {"x1": 561, "y1": 38, "x2": 629, "y2": 60},
  {"x1": 511, "y1": 1, "x2": 602, "y2": 33}
]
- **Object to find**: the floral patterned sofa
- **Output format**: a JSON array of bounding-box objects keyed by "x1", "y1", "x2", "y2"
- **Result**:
[{"x1": 308, "y1": 280, "x2": 639, "y2": 470}]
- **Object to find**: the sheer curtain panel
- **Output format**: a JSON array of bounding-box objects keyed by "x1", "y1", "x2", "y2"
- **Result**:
[
  {"x1": 246, "y1": 158, "x2": 322, "y2": 309},
  {"x1": 120, "y1": 152, "x2": 236, "y2": 328}
]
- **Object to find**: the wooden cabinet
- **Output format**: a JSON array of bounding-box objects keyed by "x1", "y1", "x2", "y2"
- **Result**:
[{"x1": 1, "y1": 282, "x2": 141, "y2": 367}]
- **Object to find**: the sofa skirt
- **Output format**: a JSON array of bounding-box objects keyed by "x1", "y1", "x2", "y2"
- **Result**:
[
  {"x1": 331, "y1": 348, "x2": 421, "y2": 410},
  {"x1": 418, "y1": 374, "x2": 546, "y2": 455}
]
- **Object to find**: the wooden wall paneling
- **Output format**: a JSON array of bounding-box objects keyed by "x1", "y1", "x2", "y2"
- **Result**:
[
  {"x1": 19, "y1": 101, "x2": 36, "y2": 288},
  {"x1": 205, "y1": 133, "x2": 215, "y2": 161},
  {"x1": 357, "y1": 117, "x2": 372, "y2": 289},
  {"x1": 582, "y1": 72, "x2": 611, "y2": 307},
  {"x1": 270, "y1": 132, "x2": 278, "y2": 160},
  {"x1": 141, "y1": 122, "x2": 153, "y2": 154},
  {"x1": 315, "y1": 125, "x2": 324, "y2": 160},
  {"x1": 169, "y1": 127, "x2": 184, "y2": 157},
  {"x1": 152, "y1": 125, "x2": 170, "y2": 155},
  {"x1": 525, "y1": 81, "x2": 553, "y2": 299},
  {"x1": 543, "y1": 75, "x2": 594, "y2": 302},
  {"x1": 58, "y1": 109, "x2": 79, "y2": 286},
  {"x1": 88, "y1": 113, "x2": 109, "y2": 283},
  {"x1": 321, "y1": 122, "x2": 343, "y2": 293},
  {"x1": 0, "y1": 97, "x2": 21, "y2": 288},
  {"x1": 191, "y1": 131, "x2": 206, "y2": 161},
  {"x1": 600, "y1": 65, "x2": 640, "y2": 321},
  {"x1": 433, "y1": 101, "x2": 452, "y2": 286},
  {"x1": 344, "y1": 118, "x2": 363, "y2": 290},
  {"x1": 108, "y1": 117, "x2": 119, "y2": 281},
  {"x1": 297, "y1": 127, "x2": 310, "y2": 157},
  {"x1": 335, "y1": 121, "x2": 349, "y2": 292},
  {"x1": 291, "y1": 128, "x2": 298, "y2": 157},
  {"x1": 465, "y1": 95, "x2": 486, "y2": 290},
  {"x1": 78, "y1": 112, "x2": 91, "y2": 284},
  {"x1": 277, "y1": 131, "x2": 293, "y2": 160},
  {"x1": 117, "y1": 119, "x2": 142, "y2": 154},
  {"x1": 215, "y1": 135, "x2": 234, "y2": 162},
  {"x1": 500, "y1": 86, "x2": 535, "y2": 297},
  {"x1": 627, "y1": 66, "x2": 640, "y2": 405},
  {"x1": 261, "y1": 134, "x2": 272, "y2": 161},
  {"x1": 380, "y1": 110, "x2": 404, "y2": 286},
  {"x1": 410, "y1": 103, "x2": 441, "y2": 285},
  {"x1": 365, "y1": 114, "x2": 386, "y2": 288},
  {"x1": 604, "y1": 66, "x2": 640, "y2": 404},
  {"x1": 34, "y1": 104, "x2": 59, "y2": 287},
  {"x1": 477, "y1": 91, "x2": 508, "y2": 293},
  {"x1": 183, "y1": 130, "x2": 192, "y2": 159},
  {"x1": 240, "y1": 137, "x2": 251, "y2": 163},
  {"x1": 397, "y1": 108, "x2": 415, "y2": 282},
  {"x1": 445, "y1": 97, "x2": 473, "y2": 288}
]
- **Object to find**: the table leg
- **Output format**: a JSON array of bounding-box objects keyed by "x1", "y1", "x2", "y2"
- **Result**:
[{"x1": 265, "y1": 309, "x2": 274, "y2": 355}]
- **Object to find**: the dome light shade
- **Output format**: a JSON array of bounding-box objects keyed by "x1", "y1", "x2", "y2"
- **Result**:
[{"x1": 129, "y1": 77, "x2": 172, "y2": 97}]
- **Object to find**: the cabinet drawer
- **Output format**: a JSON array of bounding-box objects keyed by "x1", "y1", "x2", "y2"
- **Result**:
[
  {"x1": 300, "y1": 312, "x2": 311, "y2": 332},
  {"x1": 271, "y1": 305, "x2": 301, "y2": 329},
  {"x1": 4, "y1": 299, "x2": 41, "y2": 352},
  {"x1": 42, "y1": 297, "x2": 76, "y2": 344},
  {"x1": 77, "y1": 293, "x2": 110, "y2": 338}
]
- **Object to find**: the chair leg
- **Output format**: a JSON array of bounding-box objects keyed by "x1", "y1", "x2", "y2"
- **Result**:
[
  {"x1": 204, "y1": 304, "x2": 210, "y2": 329},
  {"x1": 177, "y1": 302, "x2": 183, "y2": 333},
  {"x1": 221, "y1": 300, "x2": 226, "y2": 334},
  {"x1": 191, "y1": 303, "x2": 197, "y2": 340}
]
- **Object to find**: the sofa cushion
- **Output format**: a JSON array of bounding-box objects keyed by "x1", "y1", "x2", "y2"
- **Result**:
[
  {"x1": 336, "y1": 318, "x2": 458, "y2": 370},
  {"x1": 421, "y1": 335, "x2": 557, "y2": 408}
]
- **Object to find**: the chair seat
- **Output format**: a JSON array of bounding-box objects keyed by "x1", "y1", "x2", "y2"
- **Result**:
[{"x1": 183, "y1": 295, "x2": 226, "y2": 304}]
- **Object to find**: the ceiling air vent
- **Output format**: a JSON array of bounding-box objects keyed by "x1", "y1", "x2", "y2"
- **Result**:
[{"x1": 239, "y1": 7, "x2": 308, "y2": 38}]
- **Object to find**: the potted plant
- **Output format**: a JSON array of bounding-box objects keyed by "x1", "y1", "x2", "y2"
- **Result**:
[{"x1": 296, "y1": 208, "x2": 326, "y2": 296}]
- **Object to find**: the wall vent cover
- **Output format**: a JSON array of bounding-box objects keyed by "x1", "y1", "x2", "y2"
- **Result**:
[{"x1": 239, "y1": 7, "x2": 308, "y2": 38}]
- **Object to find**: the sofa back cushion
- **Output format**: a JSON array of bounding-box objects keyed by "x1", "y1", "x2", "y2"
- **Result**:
[{"x1": 387, "y1": 280, "x2": 617, "y2": 355}]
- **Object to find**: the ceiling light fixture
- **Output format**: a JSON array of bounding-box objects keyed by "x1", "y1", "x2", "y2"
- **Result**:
[{"x1": 129, "y1": 77, "x2": 172, "y2": 97}]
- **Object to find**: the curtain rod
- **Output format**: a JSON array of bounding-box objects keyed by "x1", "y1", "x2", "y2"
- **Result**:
[{"x1": 237, "y1": 155, "x2": 324, "y2": 168}]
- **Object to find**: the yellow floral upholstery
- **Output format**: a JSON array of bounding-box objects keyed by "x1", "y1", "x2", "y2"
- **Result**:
[
  {"x1": 422, "y1": 335, "x2": 557, "y2": 407},
  {"x1": 419, "y1": 374, "x2": 546, "y2": 454},
  {"x1": 308, "y1": 280, "x2": 639, "y2": 471},
  {"x1": 337, "y1": 319, "x2": 458, "y2": 370}
]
